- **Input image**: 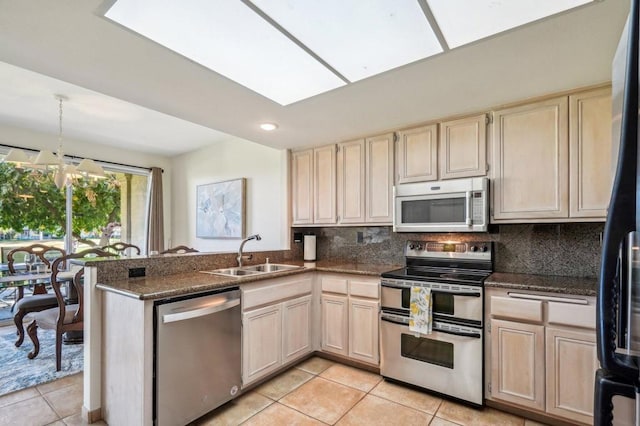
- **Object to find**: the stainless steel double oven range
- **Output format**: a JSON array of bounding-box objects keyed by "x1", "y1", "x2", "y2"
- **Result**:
[{"x1": 380, "y1": 241, "x2": 493, "y2": 406}]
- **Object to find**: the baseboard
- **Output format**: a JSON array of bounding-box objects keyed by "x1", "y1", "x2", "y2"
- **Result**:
[{"x1": 82, "y1": 406, "x2": 102, "y2": 424}]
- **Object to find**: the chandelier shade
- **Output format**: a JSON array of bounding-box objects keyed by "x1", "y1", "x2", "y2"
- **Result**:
[
  {"x1": 33, "y1": 149, "x2": 59, "y2": 166},
  {"x1": 2, "y1": 94, "x2": 107, "y2": 188},
  {"x1": 4, "y1": 148, "x2": 31, "y2": 167}
]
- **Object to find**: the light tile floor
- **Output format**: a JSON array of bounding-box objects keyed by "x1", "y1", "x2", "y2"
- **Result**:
[
  {"x1": 0, "y1": 356, "x2": 549, "y2": 426},
  {"x1": 196, "y1": 357, "x2": 549, "y2": 426}
]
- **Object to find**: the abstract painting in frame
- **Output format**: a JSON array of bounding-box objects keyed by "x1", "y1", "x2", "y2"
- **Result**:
[{"x1": 196, "y1": 178, "x2": 246, "y2": 239}]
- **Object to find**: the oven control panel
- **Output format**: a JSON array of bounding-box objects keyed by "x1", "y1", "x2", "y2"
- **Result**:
[{"x1": 405, "y1": 241, "x2": 492, "y2": 260}]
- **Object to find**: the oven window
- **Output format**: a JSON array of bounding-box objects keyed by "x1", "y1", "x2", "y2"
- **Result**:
[
  {"x1": 401, "y1": 333, "x2": 454, "y2": 369},
  {"x1": 401, "y1": 289, "x2": 454, "y2": 315},
  {"x1": 401, "y1": 198, "x2": 465, "y2": 224}
]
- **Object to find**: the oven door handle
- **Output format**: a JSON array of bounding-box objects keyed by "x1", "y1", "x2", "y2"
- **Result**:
[
  {"x1": 436, "y1": 328, "x2": 482, "y2": 339},
  {"x1": 381, "y1": 283, "x2": 481, "y2": 298},
  {"x1": 380, "y1": 316, "x2": 408, "y2": 326}
]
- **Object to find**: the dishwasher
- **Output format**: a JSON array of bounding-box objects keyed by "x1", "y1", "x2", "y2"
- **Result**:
[{"x1": 154, "y1": 287, "x2": 241, "y2": 426}]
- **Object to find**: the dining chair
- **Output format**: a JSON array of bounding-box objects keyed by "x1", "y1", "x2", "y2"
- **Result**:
[
  {"x1": 7, "y1": 244, "x2": 66, "y2": 348},
  {"x1": 100, "y1": 242, "x2": 141, "y2": 256},
  {"x1": 26, "y1": 248, "x2": 117, "y2": 371},
  {"x1": 159, "y1": 245, "x2": 199, "y2": 254}
]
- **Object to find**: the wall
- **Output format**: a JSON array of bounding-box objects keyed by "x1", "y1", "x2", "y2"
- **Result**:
[
  {"x1": 296, "y1": 223, "x2": 604, "y2": 278},
  {"x1": 0, "y1": 123, "x2": 173, "y2": 249},
  {"x1": 170, "y1": 137, "x2": 289, "y2": 253}
]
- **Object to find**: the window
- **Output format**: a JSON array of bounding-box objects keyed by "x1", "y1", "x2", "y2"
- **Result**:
[{"x1": 0, "y1": 152, "x2": 149, "y2": 255}]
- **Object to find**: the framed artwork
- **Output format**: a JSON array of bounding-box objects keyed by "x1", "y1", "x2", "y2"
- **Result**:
[{"x1": 196, "y1": 178, "x2": 246, "y2": 239}]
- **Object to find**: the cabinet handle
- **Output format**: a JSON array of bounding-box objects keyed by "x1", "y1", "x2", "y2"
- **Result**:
[{"x1": 507, "y1": 292, "x2": 589, "y2": 305}]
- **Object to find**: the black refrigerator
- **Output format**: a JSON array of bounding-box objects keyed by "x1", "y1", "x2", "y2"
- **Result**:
[{"x1": 597, "y1": 0, "x2": 640, "y2": 424}]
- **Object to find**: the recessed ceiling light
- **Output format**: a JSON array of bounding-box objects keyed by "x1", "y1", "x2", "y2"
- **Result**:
[{"x1": 260, "y1": 123, "x2": 278, "y2": 131}]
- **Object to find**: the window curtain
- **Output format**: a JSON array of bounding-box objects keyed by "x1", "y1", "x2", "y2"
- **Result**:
[{"x1": 146, "y1": 167, "x2": 164, "y2": 253}]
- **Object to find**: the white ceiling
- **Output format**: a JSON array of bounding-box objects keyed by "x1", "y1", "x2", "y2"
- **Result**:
[{"x1": 0, "y1": 0, "x2": 630, "y2": 156}]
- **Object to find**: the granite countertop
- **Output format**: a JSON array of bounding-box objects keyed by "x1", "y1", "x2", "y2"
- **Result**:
[
  {"x1": 96, "y1": 260, "x2": 402, "y2": 300},
  {"x1": 486, "y1": 272, "x2": 597, "y2": 297}
]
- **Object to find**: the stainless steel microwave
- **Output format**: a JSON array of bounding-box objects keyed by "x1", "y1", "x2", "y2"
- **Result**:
[{"x1": 393, "y1": 177, "x2": 489, "y2": 233}]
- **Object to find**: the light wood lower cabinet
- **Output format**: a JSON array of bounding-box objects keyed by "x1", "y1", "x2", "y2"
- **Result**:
[
  {"x1": 545, "y1": 327, "x2": 598, "y2": 424},
  {"x1": 348, "y1": 298, "x2": 379, "y2": 364},
  {"x1": 321, "y1": 294, "x2": 348, "y2": 356},
  {"x1": 487, "y1": 289, "x2": 598, "y2": 425},
  {"x1": 243, "y1": 294, "x2": 313, "y2": 386},
  {"x1": 490, "y1": 319, "x2": 545, "y2": 411},
  {"x1": 242, "y1": 304, "x2": 282, "y2": 385},
  {"x1": 282, "y1": 295, "x2": 312, "y2": 365},
  {"x1": 320, "y1": 274, "x2": 380, "y2": 365},
  {"x1": 241, "y1": 274, "x2": 314, "y2": 386}
]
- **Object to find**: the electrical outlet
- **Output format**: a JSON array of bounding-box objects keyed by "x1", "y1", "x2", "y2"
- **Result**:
[
  {"x1": 129, "y1": 267, "x2": 146, "y2": 278},
  {"x1": 356, "y1": 231, "x2": 364, "y2": 244}
]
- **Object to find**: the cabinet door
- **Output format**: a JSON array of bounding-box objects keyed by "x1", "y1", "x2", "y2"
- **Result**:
[
  {"x1": 365, "y1": 133, "x2": 394, "y2": 223},
  {"x1": 313, "y1": 145, "x2": 337, "y2": 224},
  {"x1": 492, "y1": 97, "x2": 569, "y2": 220},
  {"x1": 242, "y1": 304, "x2": 282, "y2": 385},
  {"x1": 569, "y1": 87, "x2": 612, "y2": 218},
  {"x1": 337, "y1": 139, "x2": 366, "y2": 223},
  {"x1": 282, "y1": 295, "x2": 312, "y2": 365},
  {"x1": 490, "y1": 319, "x2": 545, "y2": 411},
  {"x1": 348, "y1": 298, "x2": 379, "y2": 365},
  {"x1": 396, "y1": 125, "x2": 438, "y2": 184},
  {"x1": 439, "y1": 114, "x2": 487, "y2": 180},
  {"x1": 545, "y1": 327, "x2": 598, "y2": 424},
  {"x1": 291, "y1": 149, "x2": 313, "y2": 225},
  {"x1": 321, "y1": 294, "x2": 348, "y2": 356}
]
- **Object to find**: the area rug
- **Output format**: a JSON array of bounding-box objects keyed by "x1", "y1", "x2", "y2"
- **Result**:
[{"x1": 0, "y1": 328, "x2": 83, "y2": 396}]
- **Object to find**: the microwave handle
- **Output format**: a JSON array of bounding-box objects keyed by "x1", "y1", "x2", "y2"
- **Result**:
[{"x1": 465, "y1": 191, "x2": 472, "y2": 226}]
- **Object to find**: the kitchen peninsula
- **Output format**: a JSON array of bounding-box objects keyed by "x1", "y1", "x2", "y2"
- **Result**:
[{"x1": 81, "y1": 252, "x2": 399, "y2": 425}]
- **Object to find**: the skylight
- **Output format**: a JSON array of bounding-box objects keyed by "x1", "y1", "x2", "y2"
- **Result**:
[
  {"x1": 249, "y1": 0, "x2": 442, "y2": 82},
  {"x1": 427, "y1": 0, "x2": 593, "y2": 49},
  {"x1": 104, "y1": 0, "x2": 595, "y2": 106}
]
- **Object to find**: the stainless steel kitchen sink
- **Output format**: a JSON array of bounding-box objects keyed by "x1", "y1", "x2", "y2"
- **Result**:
[
  {"x1": 200, "y1": 263, "x2": 302, "y2": 278},
  {"x1": 241, "y1": 263, "x2": 302, "y2": 273}
]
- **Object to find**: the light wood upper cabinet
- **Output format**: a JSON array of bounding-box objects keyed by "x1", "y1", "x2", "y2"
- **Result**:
[
  {"x1": 492, "y1": 96, "x2": 569, "y2": 220},
  {"x1": 490, "y1": 318, "x2": 546, "y2": 411},
  {"x1": 291, "y1": 149, "x2": 313, "y2": 225},
  {"x1": 569, "y1": 87, "x2": 613, "y2": 218},
  {"x1": 365, "y1": 133, "x2": 394, "y2": 223},
  {"x1": 291, "y1": 146, "x2": 337, "y2": 225},
  {"x1": 545, "y1": 327, "x2": 598, "y2": 424},
  {"x1": 396, "y1": 124, "x2": 438, "y2": 183},
  {"x1": 336, "y1": 133, "x2": 393, "y2": 225},
  {"x1": 337, "y1": 139, "x2": 366, "y2": 223},
  {"x1": 439, "y1": 114, "x2": 488, "y2": 180},
  {"x1": 313, "y1": 145, "x2": 337, "y2": 224}
]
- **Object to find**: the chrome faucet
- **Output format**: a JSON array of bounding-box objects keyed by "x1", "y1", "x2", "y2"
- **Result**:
[{"x1": 237, "y1": 234, "x2": 261, "y2": 267}]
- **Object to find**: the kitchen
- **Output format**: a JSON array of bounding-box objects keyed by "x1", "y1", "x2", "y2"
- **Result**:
[{"x1": 0, "y1": 0, "x2": 633, "y2": 425}]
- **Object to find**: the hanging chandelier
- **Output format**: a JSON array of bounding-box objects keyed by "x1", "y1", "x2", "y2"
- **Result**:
[{"x1": 4, "y1": 94, "x2": 106, "y2": 189}]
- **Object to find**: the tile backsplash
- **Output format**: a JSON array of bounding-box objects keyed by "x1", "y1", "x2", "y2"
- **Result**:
[{"x1": 295, "y1": 222, "x2": 604, "y2": 278}]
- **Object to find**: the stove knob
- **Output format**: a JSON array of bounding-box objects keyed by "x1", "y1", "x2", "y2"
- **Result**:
[
  {"x1": 481, "y1": 245, "x2": 489, "y2": 252},
  {"x1": 409, "y1": 243, "x2": 416, "y2": 250},
  {"x1": 469, "y1": 245, "x2": 478, "y2": 252}
]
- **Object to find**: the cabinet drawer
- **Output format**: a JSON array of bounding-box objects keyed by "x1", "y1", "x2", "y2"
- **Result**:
[
  {"x1": 321, "y1": 277, "x2": 348, "y2": 294},
  {"x1": 349, "y1": 280, "x2": 379, "y2": 299},
  {"x1": 548, "y1": 302, "x2": 595, "y2": 329},
  {"x1": 243, "y1": 277, "x2": 312, "y2": 310},
  {"x1": 490, "y1": 296, "x2": 543, "y2": 323}
]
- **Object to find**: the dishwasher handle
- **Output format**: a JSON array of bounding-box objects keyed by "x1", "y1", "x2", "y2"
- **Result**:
[{"x1": 163, "y1": 293, "x2": 240, "y2": 323}]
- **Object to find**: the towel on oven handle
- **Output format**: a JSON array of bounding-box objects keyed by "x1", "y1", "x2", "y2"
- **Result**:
[{"x1": 409, "y1": 286, "x2": 432, "y2": 335}]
